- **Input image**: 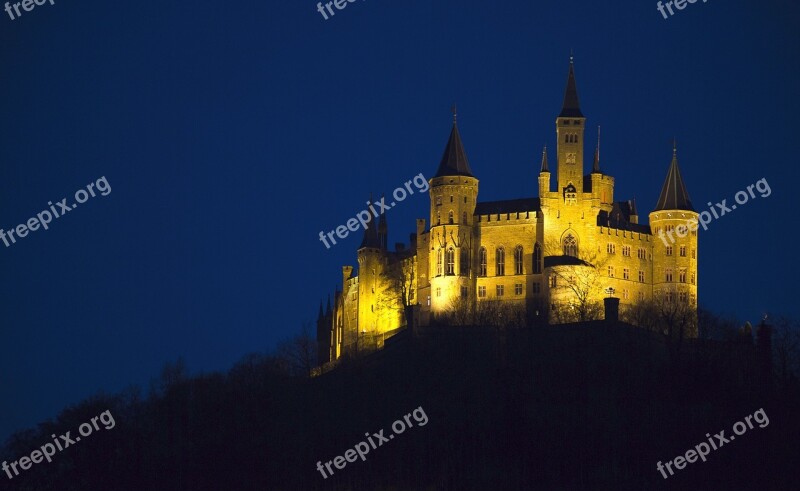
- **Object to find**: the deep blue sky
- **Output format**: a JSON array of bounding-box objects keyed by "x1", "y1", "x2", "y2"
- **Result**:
[{"x1": 1, "y1": 0, "x2": 798, "y2": 441}]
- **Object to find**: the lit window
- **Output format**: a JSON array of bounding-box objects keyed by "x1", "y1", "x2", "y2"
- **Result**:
[
  {"x1": 515, "y1": 283, "x2": 523, "y2": 295},
  {"x1": 533, "y1": 243, "x2": 542, "y2": 274},
  {"x1": 607, "y1": 243, "x2": 616, "y2": 254},
  {"x1": 496, "y1": 247, "x2": 505, "y2": 276},
  {"x1": 478, "y1": 286, "x2": 486, "y2": 298},
  {"x1": 514, "y1": 246, "x2": 524, "y2": 275},
  {"x1": 479, "y1": 248, "x2": 487, "y2": 277},
  {"x1": 623, "y1": 268, "x2": 630, "y2": 280},
  {"x1": 496, "y1": 285, "x2": 504, "y2": 297},
  {"x1": 436, "y1": 249, "x2": 443, "y2": 276},
  {"x1": 446, "y1": 248, "x2": 455, "y2": 275},
  {"x1": 563, "y1": 234, "x2": 578, "y2": 257}
]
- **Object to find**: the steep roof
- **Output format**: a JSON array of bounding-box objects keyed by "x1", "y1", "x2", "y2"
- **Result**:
[
  {"x1": 474, "y1": 198, "x2": 541, "y2": 216},
  {"x1": 559, "y1": 57, "x2": 584, "y2": 118},
  {"x1": 434, "y1": 120, "x2": 474, "y2": 178},
  {"x1": 653, "y1": 146, "x2": 694, "y2": 212}
]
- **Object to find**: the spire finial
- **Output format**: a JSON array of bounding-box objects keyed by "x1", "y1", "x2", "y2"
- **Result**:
[
  {"x1": 673, "y1": 137, "x2": 677, "y2": 157},
  {"x1": 452, "y1": 103, "x2": 457, "y2": 124},
  {"x1": 569, "y1": 49, "x2": 574, "y2": 64}
]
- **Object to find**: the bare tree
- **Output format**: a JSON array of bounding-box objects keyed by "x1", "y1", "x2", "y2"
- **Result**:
[
  {"x1": 545, "y1": 241, "x2": 608, "y2": 323},
  {"x1": 378, "y1": 255, "x2": 416, "y2": 328},
  {"x1": 276, "y1": 322, "x2": 318, "y2": 377}
]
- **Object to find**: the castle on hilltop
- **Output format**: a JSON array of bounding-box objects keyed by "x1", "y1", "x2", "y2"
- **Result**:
[{"x1": 317, "y1": 58, "x2": 698, "y2": 364}]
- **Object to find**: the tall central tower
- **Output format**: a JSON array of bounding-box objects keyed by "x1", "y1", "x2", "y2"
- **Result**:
[{"x1": 555, "y1": 56, "x2": 586, "y2": 194}]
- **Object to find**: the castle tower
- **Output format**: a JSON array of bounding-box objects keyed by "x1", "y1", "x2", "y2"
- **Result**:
[
  {"x1": 429, "y1": 108, "x2": 479, "y2": 314},
  {"x1": 357, "y1": 198, "x2": 385, "y2": 339},
  {"x1": 589, "y1": 125, "x2": 614, "y2": 212},
  {"x1": 538, "y1": 145, "x2": 550, "y2": 197},
  {"x1": 649, "y1": 143, "x2": 698, "y2": 311},
  {"x1": 556, "y1": 56, "x2": 586, "y2": 195}
]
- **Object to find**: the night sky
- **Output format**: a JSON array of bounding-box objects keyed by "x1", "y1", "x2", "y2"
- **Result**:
[{"x1": 1, "y1": 0, "x2": 798, "y2": 442}]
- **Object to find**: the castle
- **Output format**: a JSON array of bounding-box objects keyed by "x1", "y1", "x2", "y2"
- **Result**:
[{"x1": 317, "y1": 58, "x2": 698, "y2": 364}]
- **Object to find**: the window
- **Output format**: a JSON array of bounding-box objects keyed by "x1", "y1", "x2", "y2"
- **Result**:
[
  {"x1": 478, "y1": 286, "x2": 486, "y2": 298},
  {"x1": 691, "y1": 272, "x2": 696, "y2": 285},
  {"x1": 638, "y1": 248, "x2": 646, "y2": 259},
  {"x1": 436, "y1": 249, "x2": 443, "y2": 276},
  {"x1": 623, "y1": 289, "x2": 629, "y2": 300},
  {"x1": 436, "y1": 287, "x2": 441, "y2": 297},
  {"x1": 460, "y1": 248, "x2": 469, "y2": 276},
  {"x1": 496, "y1": 285, "x2": 504, "y2": 297},
  {"x1": 435, "y1": 196, "x2": 442, "y2": 206},
  {"x1": 666, "y1": 225, "x2": 674, "y2": 232},
  {"x1": 623, "y1": 268, "x2": 630, "y2": 280},
  {"x1": 622, "y1": 246, "x2": 631, "y2": 257},
  {"x1": 461, "y1": 286, "x2": 468, "y2": 298},
  {"x1": 665, "y1": 269, "x2": 673, "y2": 282},
  {"x1": 679, "y1": 291, "x2": 688, "y2": 302},
  {"x1": 427, "y1": 295, "x2": 431, "y2": 306},
  {"x1": 462, "y1": 211, "x2": 467, "y2": 224},
  {"x1": 638, "y1": 291, "x2": 645, "y2": 302},
  {"x1": 550, "y1": 276, "x2": 557, "y2": 288},
  {"x1": 436, "y1": 211, "x2": 441, "y2": 225},
  {"x1": 607, "y1": 243, "x2": 616, "y2": 254},
  {"x1": 450, "y1": 195, "x2": 454, "y2": 203},
  {"x1": 448, "y1": 210, "x2": 454, "y2": 224},
  {"x1": 479, "y1": 248, "x2": 487, "y2": 277},
  {"x1": 514, "y1": 246, "x2": 524, "y2": 275},
  {"x1": 638, "y1": 271, "x2": 645, "y2": 283},
  {"x1": 692, "y1": 248, "x2": 696, "y2": 259},
  {"x1": 446, "y1": 248, "x2": 455, "y2": 275},
  {"x1": 608, "y1": 266, "x2": 615, "y2": 278},
  {"x1": 563, "y1": 234, "x2": 578, "y2": 257},
  {"x1": 464, "y1": 196, "x2": 467, "y2": 204},
  {"x1": 496, "y1": 247, "x2": 505, "y2": 276},
  {"x1": 666, "y1": 290, "x2": 674, "y2": 303},
  {"x1": 679, "y1": 270, "x2": 687, "y2": 283},
  {"x1": 533, "y1": 282, "x2": 541, "y2": 294},
  {"x1": 533, "y1": 243, "x2": 542, "y2": 274},
  {"x1": 680, "y1": 246, "x2": 686, "y2": 257},
  {"x1": 666, "y1": 246, "x2": 673, "y2": 256},
  {"x1": 515, "y1": 283, "x2": 523, "y2": 295}
]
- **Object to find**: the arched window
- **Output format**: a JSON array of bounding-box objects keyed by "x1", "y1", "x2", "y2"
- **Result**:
[
  {"x1": 533, "y1": 242, "x2": 542, "y2": 274},
  {"x1": 563, "y1": 234, "x2": 577, "y2": 257},
  {"x1": 496, "y1": 247, "x2": 505, "y2": 276},
  {"x1": 479, "y1": 248, "x2": 487, "y2": 277},
  {"x1": 514, "y1": 246, "x2": 524, "y2": 275},
  {"x1": 436, "y1": 211, "x2": 441, "y2": 225},
  {"x1": 448, "y1": 210, "x2": 454, "y2": 224},
  {"x1": 460, "y1": 248, "x2": 469, "y2": 276},
  {"x1": 446, "y1": 248, "x2": 455, "y2": 275},
  {"x1": 436, "y1": 249, "x2": 443, "y2": 276}
]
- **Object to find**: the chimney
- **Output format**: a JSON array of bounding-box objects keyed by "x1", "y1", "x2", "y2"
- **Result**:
[{"x1": 604, "y1": 297, "x2": 620, "y2": 323}]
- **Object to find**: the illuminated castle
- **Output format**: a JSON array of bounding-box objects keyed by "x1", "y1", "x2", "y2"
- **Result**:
[{"x1": 317, "y1": 58, "x2": 698, "y2": 363}]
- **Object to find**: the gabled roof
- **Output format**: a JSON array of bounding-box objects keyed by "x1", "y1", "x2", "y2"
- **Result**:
[
  {"x1": 653, "y1": 146, "x2": 694, "y2": 212},
  {"x1": 435, "y1": 121, "x2": 474, "y2": 178},
  {"x1": 597, "y1": 202, "x2": 652, "y2": 234},
  {"x1": 474, "y1": 198, "x2": 541, "y2": 216}
]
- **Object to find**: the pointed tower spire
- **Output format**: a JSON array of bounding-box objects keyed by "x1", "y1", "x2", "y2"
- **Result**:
[
  {"x1": 317, "y1": 301, "x2": 324, "y2": 321},
  {"x1": 559, "y1": 53, "x2": 583, "y2": 118},
  {"x1": 592, "y1": 125, "x2": 601, "y2": 173},
  {"x1": 325, "y1": 294, "x2": 332, "y2": 315},
  {"x1": 435, "y1": 108, "x2": 474, "y2": 177},
  {"x1": 359, "y1": 194, "x2": 381, "y2": 248},
  {"x1": 540, "y1": 145, "x2": 549, "y2": 172},
  {"x1": 378, "y1": 194, "x2": 388, "y2": 250},
  {"x1": 654, "y1": 142, "x2": 694, "y2": 211}
]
